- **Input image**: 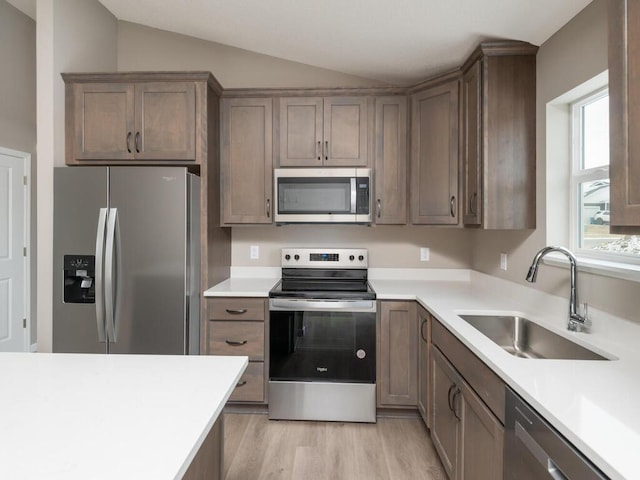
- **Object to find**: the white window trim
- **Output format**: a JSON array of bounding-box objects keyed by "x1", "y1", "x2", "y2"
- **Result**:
[{"x1": 569, "y1": 87, "x2": 640, "y2": 268}]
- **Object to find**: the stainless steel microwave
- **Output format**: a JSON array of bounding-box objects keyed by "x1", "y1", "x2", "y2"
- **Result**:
[{"x1": 274, "y1": 168, "x2": 372, "y2": 224}]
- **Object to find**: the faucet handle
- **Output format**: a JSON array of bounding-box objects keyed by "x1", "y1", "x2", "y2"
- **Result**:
[{"x1": 569, "y1": 303, "x2": 591, "y2": 331}]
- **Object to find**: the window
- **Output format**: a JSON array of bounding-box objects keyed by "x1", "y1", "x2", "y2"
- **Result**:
[{"x1": 570, "y1": 89, "x2": 640, "y2": 260}]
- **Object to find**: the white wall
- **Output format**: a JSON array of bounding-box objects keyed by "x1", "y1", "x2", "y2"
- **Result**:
[
  {"x1": 117, "y1": 22, "x2": 386, "y2": 89},
  {"x1": 470, "y1": 0, "x2": 640, "y2": 323},
  {"x1": 36, "y1": 0, "x2": 117, "y2": 352},
  {"x1": 0, "y1": 1, "x2": 37, "y2": 344}
]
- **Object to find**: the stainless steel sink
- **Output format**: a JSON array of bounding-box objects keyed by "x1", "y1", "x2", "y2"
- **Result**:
[{"x1": 458, "y1": 314, "x2": 609, "y2": 360}]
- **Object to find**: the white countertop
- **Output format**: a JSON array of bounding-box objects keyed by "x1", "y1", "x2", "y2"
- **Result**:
[
  {"x1": 0, "y1": 353, "x2": 247, "y2": 480},
  {"x1": 205, "y1": 267, "x2": 640, "y2": 480}
]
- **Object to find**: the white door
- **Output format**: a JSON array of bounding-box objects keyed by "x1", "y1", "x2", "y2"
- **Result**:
[{"x1": 0, "y1": 151, "x2": 27, "y2": 351}]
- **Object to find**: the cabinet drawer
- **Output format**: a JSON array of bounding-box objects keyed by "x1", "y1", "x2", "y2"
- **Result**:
[
  {"x1": 432, "y1": 320, "x2": 505, "y2": 423},
  {"x1": 229, "y1": 362, "x2": 264, "y2": 403},
  {"x1": 208, "y1": 298, "x2": 265, "y2": 321},
  {"x1": 209, "y1": 322, "x2": 264, "y2": 360}
]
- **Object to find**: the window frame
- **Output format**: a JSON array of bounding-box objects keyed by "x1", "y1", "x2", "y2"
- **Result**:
[{"x1": 569, "y1": 87, "x2": 640, "y2": 264}]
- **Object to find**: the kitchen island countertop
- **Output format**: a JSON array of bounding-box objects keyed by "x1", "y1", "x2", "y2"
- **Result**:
[{"x1": 0, "y1": 353, "x2": 247, "y2": 479}]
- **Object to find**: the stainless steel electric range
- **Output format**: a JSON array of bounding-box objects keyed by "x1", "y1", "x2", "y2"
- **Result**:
[{"x1": 268, "y1": 248, "x2": 376, "y2": 423}]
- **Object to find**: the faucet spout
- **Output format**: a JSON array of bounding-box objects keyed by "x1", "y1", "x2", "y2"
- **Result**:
[{"x1": 525, "y1": 246, "x2": 589, "y2": 331}]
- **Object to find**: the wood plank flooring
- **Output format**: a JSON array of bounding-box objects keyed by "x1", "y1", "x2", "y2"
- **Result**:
[{"x1": 223, "y1": 413, "x2": 446, "y2": 480}]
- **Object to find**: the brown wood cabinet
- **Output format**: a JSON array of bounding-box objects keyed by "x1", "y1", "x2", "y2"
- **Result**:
[
  {"x1": 608, "y1": 0, "x2": 640, "y2": 231},
  {"x1": 431, "y1": 347, "x2": 504, "y2": 480},
  {"x1": 377, "y1": 301, "x2": 418, "y2": 407},
  {"x1": 63, "y1": 74, "x2": 202, "y2": 165},
  {"x1": 220, "y1": 97, "x2": 273, "y2": 225},
  {"x1": 411, "y1": 78, "x2": 460, "y2": 225},
  {"x1": 207, "y1": 297, "x2": 268, "y2": 403},
  {"x1": 279, "y1": 96, "x2": 369, "y2": 167},
  {"x1": 374, "y1": 96, "x2": 408, "y2": 224},
  {"x1": 430, "y1": 319, "x2": 505, "y2": 480},
  {"x1": 461, "y1": 41, "x2": 537, "y2": 229},
  {"x1": 417, "y1": 305, "x2": 432, "y2": 428}
]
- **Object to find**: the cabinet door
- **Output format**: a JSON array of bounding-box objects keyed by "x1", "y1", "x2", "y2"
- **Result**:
[
  {"x1": 134, "y1": 82, "x2": 196, "y2": 161},
  {"x1": 462, "y1": 60, "x2": 482, "y2": 226},
  {"x1": 458, "y1": 379, "x2": 504, "y2": 480},
  {"x1": 324, "y1": 97, "x2": 369, "y2": 166},
  {"x1": 417, "y1": 308, "x2": 431, "y2": 428},
  {"x1": 431, "y1": 347, "x2": 460, "y2": 480},
  {"x1": 608, "y1": 0, "x2": 640, "y2": 230},
  {"x1": 374, "y1": 97, "x2": 408, "y2": 224},
  {"x1": 378, "y1": 301, "x2": 417, "y2": 406},
  {"x1": 279, "y1": 97, "x2": 323, "y2": 167},
  {"x1": 70, "y1": 83, "x2": 135, "y2": 161},
  {"x1": 411, "y1": 81, "x2": 460, "y2": 225},
  {"x1": 221, "y1": 97, "x2": 273, "y2": 224}
]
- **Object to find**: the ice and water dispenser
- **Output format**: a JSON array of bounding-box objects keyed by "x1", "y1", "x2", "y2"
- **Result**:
[{"x1": 63, "y1": 255, "x2": 95, "y2": 303}]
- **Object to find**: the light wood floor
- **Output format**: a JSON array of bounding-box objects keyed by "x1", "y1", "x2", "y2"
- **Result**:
[{"x1": 223, "y1": 413, "x2": 446, "y2": 480}]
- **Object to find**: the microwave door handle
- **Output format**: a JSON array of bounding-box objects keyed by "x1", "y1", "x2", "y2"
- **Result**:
[{"x1": 350, "y1": 177, "x2": 357, "y2": 214}]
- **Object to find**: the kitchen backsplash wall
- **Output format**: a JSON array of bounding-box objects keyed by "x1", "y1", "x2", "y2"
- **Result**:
[{"x1": 232, "y1": 226, "x2": 472, "y2": 268}]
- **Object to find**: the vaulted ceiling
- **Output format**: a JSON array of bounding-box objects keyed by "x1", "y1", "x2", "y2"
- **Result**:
[{"x1": 8, "y1": 0, "x2": 592, "y2": 85}]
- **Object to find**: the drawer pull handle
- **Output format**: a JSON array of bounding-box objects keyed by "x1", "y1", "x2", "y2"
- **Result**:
[
  {"x1": 225, "y1": 340, "x2": 248, "y2": 346},
  {"x1": 126, "y1": 132, "x2": 132, "y2": 153},
  {"x1": 236, "y1": 381, "x2": 247, "y2": 387},
  {"x1": 225, "y1": 308, "x2": 247, "y2": 315}
]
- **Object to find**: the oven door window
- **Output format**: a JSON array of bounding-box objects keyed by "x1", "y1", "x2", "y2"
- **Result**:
[
  {"x1": 269, "y1": 310, "x2": 375, "y2": 383},
  {"x1": 277, "y1": 177, "x2": 353, "y2": 214}
]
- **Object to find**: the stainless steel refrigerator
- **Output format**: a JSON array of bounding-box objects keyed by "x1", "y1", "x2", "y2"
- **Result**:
[{"x1": 53, "y1": 166, "x2": 200, "y2": 354}]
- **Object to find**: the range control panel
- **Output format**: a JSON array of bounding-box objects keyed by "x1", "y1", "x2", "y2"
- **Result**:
[{"x1": 281, "y1": 248, "x2": 368, "y2": 268}]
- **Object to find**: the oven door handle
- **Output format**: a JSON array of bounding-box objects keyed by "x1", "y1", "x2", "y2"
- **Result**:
[{"x1": 270, "y1": 298, "x2": 376, "y2": 313}]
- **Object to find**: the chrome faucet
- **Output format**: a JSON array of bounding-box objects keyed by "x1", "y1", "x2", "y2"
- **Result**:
[{"x1": 525, "y1": 246, "x2": 589, "y2": 331}]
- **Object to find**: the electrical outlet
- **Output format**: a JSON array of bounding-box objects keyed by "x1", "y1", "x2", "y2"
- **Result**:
[
  {"x1": 500, "y1": 253, "x2": 508, "y2": 271},
  {"x1": 420, "y1": 247, "x2": 430, "y2": 262},
  {"x1": 250, "y1": 245, "x2": 259, "y2": 260}
]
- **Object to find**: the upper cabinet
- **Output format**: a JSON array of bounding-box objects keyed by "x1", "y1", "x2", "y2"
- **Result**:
[
  {"x1": 374, "y1": 96, "x2": 408, "y2": 224},
  {"x1": 220, "y1": 97, "x2": 273, "y2": 225},
  {"x1": 461, "y1": 41, "x2": 538, "y2": 229},
  {"x1": 410, "y1": 77, "x2": 460, "y2": 225},
  {"x1": 279, "y1": 96, "x2": 369, "y2": 167},
  {"x1": 63, "y1": 73, "x2": 208, "y2": 165},
  {"x1": 608, "y1": 0, "x2": 640, "y2": 230}
]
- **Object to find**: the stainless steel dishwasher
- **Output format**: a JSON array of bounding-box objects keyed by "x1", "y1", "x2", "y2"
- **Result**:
[{"x1": 504, "y1": 387, "x2": 609, "y2": 480}]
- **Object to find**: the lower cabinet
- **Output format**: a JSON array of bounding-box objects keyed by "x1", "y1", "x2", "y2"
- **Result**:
[
  {"x1": 207, "y1": 297, "x2": 268, "y2": 403},
  {"x1": 417, "y1": 306, "x2": 431, "y2": 427},
  {"x1": 431, "y1": 320, "x2": 505, "y2": 480},
  {"x1": 377, "y1": 301, "x2": 418, "y2": 407}
]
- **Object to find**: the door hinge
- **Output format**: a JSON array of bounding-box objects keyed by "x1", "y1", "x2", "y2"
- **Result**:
[
  {"x1": 23, "y1": 247, "x2": 27, "y2": 257},
  {"x1": 23, "y1": 176, "x2": 27, "y2": 186},
  {"x1": 23, "y1": 318, "x2": 26, "y2": 329}
]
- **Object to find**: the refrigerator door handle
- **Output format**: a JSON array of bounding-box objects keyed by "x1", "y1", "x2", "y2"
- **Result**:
[
  {"x1": 95, "y1": 208, "x2": 108, "y2": 342},
  {"x1": 105, "y1": 208, "x2": 122, "y2": 343}
]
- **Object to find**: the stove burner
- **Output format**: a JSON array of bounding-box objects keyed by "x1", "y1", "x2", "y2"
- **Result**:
[{"x1": 269, "y1": 248, "x2": 376, "y2": 301}]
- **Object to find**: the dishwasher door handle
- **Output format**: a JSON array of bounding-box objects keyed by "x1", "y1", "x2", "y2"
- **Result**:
[{"x1": 515, "y1": 421, "x2": 568, "y2": 480}]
